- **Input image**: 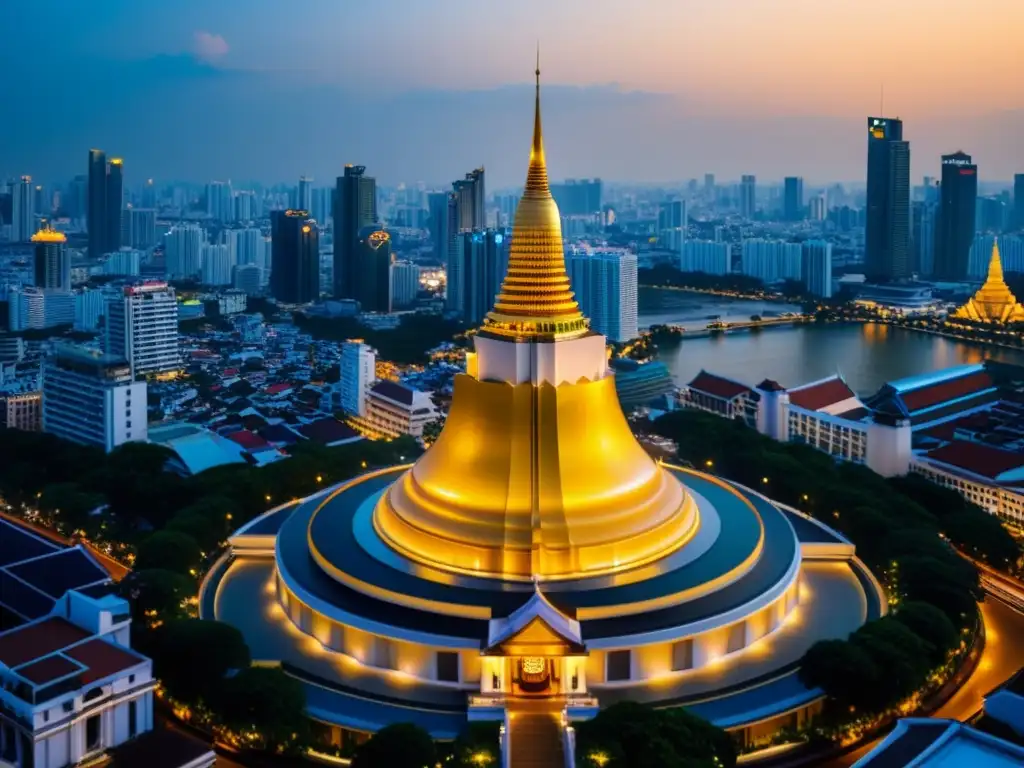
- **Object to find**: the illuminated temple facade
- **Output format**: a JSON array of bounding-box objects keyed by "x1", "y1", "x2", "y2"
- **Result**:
[
  {"x1": 203, "y1": 66, "x2": 883, "y2": 758},
  {"x1": 952, "y1": 240, "x2": 1024, "y2": 324}
]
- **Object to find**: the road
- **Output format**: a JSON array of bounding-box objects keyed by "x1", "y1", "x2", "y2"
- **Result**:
[{"x1": 822, "y1": 595, "x2": 1024, "y2": 767}]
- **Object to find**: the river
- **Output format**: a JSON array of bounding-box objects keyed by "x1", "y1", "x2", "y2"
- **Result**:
[{"x1": 638, "y1": 287, "x2": 1024, "y2": 395}]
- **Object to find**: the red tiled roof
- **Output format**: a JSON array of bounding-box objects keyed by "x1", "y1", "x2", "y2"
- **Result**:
[
  {"x1": 64, "y1": 639, "x2": 144, "y2": 684},
  {"x1": 264, "y1": 383, "x2": 292, "y2": 395},
  {"x1": 224, "y1": 430, "x2": 270, "y2": 450},
  {"x1": 901, "y1": 371, "x2": 994, "y2": 413},
  {"x1": 687, "y1": 371, "x2": 751, "y2": 400},
  {"x1": 788, "y1": 377, "x2": 856, "y2": 411},
  {"x1": 16, "y1": 654, "x2": 82, "y2": 684},
  {"x1": 925, "y1": 440, "x2": 1024, "y2": 481},
  {"x1": 222, "y1": 368, "x2": 239, "y2": 376},
  {"x1": 0, "y1": 618, "x2": 90, "y2": 668}
]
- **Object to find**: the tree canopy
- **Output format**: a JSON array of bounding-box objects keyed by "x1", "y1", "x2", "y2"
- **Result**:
[
  {"x1": 150, "y1": 619, "x2": 250, "y2": 705},
  {"x1": 350, "y1": 722, "x2": 437, "y2": 768},
  {"x1": 574, "y1": 701, "x2": 736, "y2": 768},
  {"x1": 216, "y1": 666, "x2": 308, "y2": 754}
]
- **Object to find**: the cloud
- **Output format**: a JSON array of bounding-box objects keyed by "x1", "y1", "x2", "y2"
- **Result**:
[{"x1": 192, "y1": 31, "x2": 229, "y2": 62}]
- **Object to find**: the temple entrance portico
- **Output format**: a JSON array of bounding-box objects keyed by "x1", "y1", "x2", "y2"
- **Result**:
[{"x1": 474, "y1": 588, "x2": 593, "y2": 704}]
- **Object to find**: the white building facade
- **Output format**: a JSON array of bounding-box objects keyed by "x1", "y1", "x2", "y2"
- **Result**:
[
  {"x1": 104, "y1": 283, "x2": 180, "y2": 378},
  {"x1": 42, "y1": 347, "x2": 147, "y2": 452},
  {"x1": 566, "y1": 248, "x2": 639, "y2": 343},
  {"x1": 740, "y1": 239, "x2": 802, "y2": 284},
  {"x1": 0, "y1": 590, "x2": 157, "y2": 768},
  {"x1": 801, "y1": 240, "x2": 833, "y2": 298},
  {"x1": 339, "y1": 341, "x2": 376, "y2": 417},
  {"x1": 680, "y1": 240, "x2": 731, "y2": 275}
]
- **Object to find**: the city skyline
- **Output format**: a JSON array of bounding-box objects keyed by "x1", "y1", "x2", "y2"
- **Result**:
[{"x1": 1, "y1": 0, "x2": 1021, "y2": 187}]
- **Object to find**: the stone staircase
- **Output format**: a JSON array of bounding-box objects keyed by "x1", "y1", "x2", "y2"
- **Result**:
[{"x1": 508, "y1": 709, "x2": 565, "y2": 768}]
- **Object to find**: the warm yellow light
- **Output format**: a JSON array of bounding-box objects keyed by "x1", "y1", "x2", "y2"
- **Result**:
[
  {"x1": 110, "y1": 158, "x2": 123, "y2": 165},
  {"x1": 316, "y1": 475, "x2": 323, "y2": 483},
  {"x1": 265, "y1": 494, "x2": 272, "y2": 502},
  {"x1": 302, "y1": 225, "x2": 311, "y2": 233},
  {"x1": 31, "y1": 229, "x2": 67, "y2": 243},
  {"x1": 705, "y1": 459, "x2": 713, "y2": 468},
  {"x1": 762, "y1": 476, "x2": 769, "y2": 484},
  {"x1": 589, "y1": 751, "x2": 611, "y2": 767}
]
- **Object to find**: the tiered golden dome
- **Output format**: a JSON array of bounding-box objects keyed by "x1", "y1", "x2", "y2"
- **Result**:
[
  {"x1": 371, "y1": 62, "x2": 696, "y2": 581},
  {"x1": 481, "y1": 58, "x2": 589, "y2": 342},
  {"x1": 952, "y1": 240, "x2": 1024, "y2": 324}
]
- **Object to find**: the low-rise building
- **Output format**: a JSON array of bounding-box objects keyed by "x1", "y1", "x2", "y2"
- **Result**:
[
  {"x1": 853, "y1": 718, "x2": 1024, "y2": 767},
  {"x1": 0, "y1": 390, "x2": 42, "y2": 432},
  {"x1": 365, "y1": 380, "x2": 438, "y2": 438},
  {"x1": 682, "y1": 370, "x2": 758, "y2": 427}
]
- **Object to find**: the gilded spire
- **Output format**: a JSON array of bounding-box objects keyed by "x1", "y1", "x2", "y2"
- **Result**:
[
  {"x1": 482, "y1": 55, "x2": 589, "y2": 342},
  {"x1": 987, "y1": 238, "x2": 1004, "y2": 283}
]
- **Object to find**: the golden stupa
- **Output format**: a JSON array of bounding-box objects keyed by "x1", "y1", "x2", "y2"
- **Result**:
[
  {"x1": 952, "y1": 240, "x2": 1024, "y2": 324},
  {"x1": 373, "y1": 60, "x2": 697, "y2": 581}
]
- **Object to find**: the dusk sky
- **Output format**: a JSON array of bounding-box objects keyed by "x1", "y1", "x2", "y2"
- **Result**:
[{"x1": 2, "y1": 0, "x2": 1022, "y2": 189}]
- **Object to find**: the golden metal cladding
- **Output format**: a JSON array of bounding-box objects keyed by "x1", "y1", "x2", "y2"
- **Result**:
[
  {"x1": 482, "y1": 61, "x2": 589, "y2": 341},
  {"x1": 372, "y1": 372, "x2": 698, "y2": 580}
]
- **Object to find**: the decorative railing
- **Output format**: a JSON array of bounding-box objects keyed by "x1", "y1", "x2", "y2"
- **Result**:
[{"x1": 561, "y1": 709, "x2": 577, "y2": 768}]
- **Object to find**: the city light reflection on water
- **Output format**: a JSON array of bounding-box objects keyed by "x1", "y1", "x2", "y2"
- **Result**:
[{"x1": 641, "y1": 290, "x2": 1024, "y2": 394}]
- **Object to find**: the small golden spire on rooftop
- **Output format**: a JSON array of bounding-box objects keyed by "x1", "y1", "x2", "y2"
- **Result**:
[
  {"x1": 482, "y1": 53, "x2": 589, "y2": 342},
  {"x1": 31, "y1": 227, "x2": 66, "y2": 244}
]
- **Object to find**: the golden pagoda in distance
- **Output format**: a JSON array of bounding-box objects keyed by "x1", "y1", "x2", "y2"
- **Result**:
[{"x1": 952, "y1": 240, "x2": 1024, "y2": 324}]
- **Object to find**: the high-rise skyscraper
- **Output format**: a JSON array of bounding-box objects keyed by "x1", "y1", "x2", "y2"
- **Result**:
[
  {"x1": 566, "y1": 249, "x2": 639, "y2": 343},
  {"x1": 339, "y1": 341, "x2": 376, "y2": 417},
  {"x1": 11, "y1": 176, "x2": 34, "y2": 241},
  {"x1": 105, "y1": 282, "x2": 180, "y2": 379},
  {"x1": 354, "y1": 226, "x2": 393, "y2": 313},
  {"x1": 801, "y1": 240, "x2": 833, "y2": 298},
  {"x1": 201, "y1": 244, "x2": 233, "y2": 286},
  {"x1": 106, "y1": 158, "x2": 124, "y2": 253},
  {"x1": 550, "y1": 178, "x2": 601, "y2": 216},
  {"x1": 681, "y1": 240, "x2": 731, "y2": 275},
  {"x1": 164, "y1": 224, "x2": 204, "y2": 278},
  {"x1": 1013, "y1": 174, "x2": 1024, "y2": 231},
  {"x1": 390, "y1": 261, "x2": 420, "y2": 309},
  {"x1": 739, "y1": 175, "x2": 756, "y2": 218},
  {"x1": 865, "y1": 117, "x2": 911, "y2": 279},
  {"x1": 334, "y1": 166, "x2": 377, "y2": 299},
  {"x1": 298, "y1": 176, "x2": 313, "y2": 212},
  {"x1": 783, "y1": 177, "x2": 804, "y2": 221},
  {"x1": 933, "y1": 152, "x2": 978, "y2": 280},
  {"x1": 740, "y1": 239, "x2": 802, "y2": 283},
  {"x1": 87, "y1": 149, "x2": 107, "y2": 256},
  {"x1": 32, "y1": 228, "x2": 70, "y2": 291},
  {"x1": 127, "y1": 208, "x2": 157, "y2": 249},
  {"x1": 271, "y1": 209, "x2": 320, "y2": 304},
  {"x1": 452, "y1": 229, "x2": 511, "y2": 324},
  {"x1": 427, "y1": 191, "x2": 449, "y2": 261},
  {"x1": 452, "y1": 168, "x2": 486, "y2": 230},
  {"x1": 912, "y1": 202, "x2": 938, "y2": 277}
]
